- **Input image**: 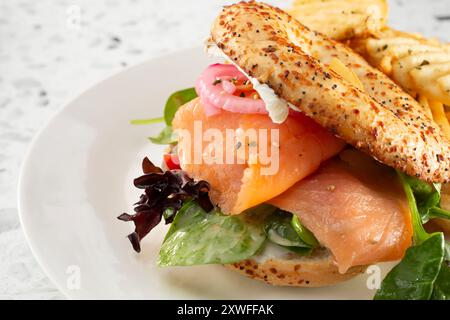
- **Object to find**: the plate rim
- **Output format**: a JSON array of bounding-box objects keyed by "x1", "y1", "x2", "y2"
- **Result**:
[{"x1": 17, "y1": 46, "x2": 203, "y2": 299}]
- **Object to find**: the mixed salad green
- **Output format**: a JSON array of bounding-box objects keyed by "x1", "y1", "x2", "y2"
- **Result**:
[
  {"x1": 159, "y1": 202, "x2": 317, "y2": 266},
  {"x1": 374, "y1": 173, "x2": 450, "y2": 300},
  {"x1": 130, "y1": 87, "x2": 197, "y2": 144},
  {"x1": 124, "y1": 88, "x2": 450, "y2": 300}
]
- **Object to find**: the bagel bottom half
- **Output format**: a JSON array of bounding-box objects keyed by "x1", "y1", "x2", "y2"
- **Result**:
[
  {"x1": 434, "y1": 219, "x2": 450, "y2": 235},
  {"x1": 425, "y1": 219, "x2": 450, "y2": 236},
  {"x1": 225, "y1": 248, "x2": 367, "y2": 287}
]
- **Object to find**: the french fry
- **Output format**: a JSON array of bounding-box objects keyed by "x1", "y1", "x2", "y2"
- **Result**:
[{"x1": 429, "y1": 99, "x2": 450, "y2": 140}]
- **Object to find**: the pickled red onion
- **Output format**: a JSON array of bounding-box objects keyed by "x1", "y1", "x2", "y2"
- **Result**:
[
  {"x1": 221, "y1": 80, "x2": 236, "y2": 94},
  {"x1": 195, "y1": 64, "x2": 267, "y2": 115}
]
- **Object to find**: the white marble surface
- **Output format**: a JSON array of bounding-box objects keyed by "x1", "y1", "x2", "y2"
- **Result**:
[{"x1": 0, "y1": 0, "x2": 448, "y2": 300}]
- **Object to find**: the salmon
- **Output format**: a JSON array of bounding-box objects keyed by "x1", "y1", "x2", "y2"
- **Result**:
[
  {"x1": 269, "y1": 150, "x2": 413, "y2": 273},
  {"x1": 172, "y1": 98, "x2": 345, "y2": 214}
]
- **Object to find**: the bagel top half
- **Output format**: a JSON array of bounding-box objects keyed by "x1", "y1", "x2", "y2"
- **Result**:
[{"x1": 210, "y1": 1, "x2": 450, "y2": 183}]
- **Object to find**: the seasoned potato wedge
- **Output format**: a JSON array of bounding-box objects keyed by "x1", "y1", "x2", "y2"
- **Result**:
[
  {"x1": 367, "y1": 40, "x2": 444, "y2": 74},
  {"x1": 417, "y1": 95, "x2": 433, "y2": 118},
  {"x1": 392, "y1": 52, "x2": 450, "y2": 94},
  {"x1": 350, "y1": 29, "x2": 450, "y2": 105},
  {"x1": 429, "y1": 100, "x2": 450, "y2": 139},
  {"x1": 289, "y1": 0, "x2": 388, "y2": 40},
  {"x1": 437, "y1": 74, "x2": 450, "y2": 99},
  {"x1": 410, "y1": 63, "x2": 450, "y2": 105}
]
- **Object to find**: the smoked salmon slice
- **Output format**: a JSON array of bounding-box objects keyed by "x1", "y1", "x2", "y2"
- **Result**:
[
  {"x1": 172, "y1": 98, "x2": 346, "y2": 214},
  {"x1": 269, "y1": 150, "x2": 413, "y2": 273}
]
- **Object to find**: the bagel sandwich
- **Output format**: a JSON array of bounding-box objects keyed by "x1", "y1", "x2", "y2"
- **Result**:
[{"x1": 119, "y1": 2, "x2": 450, "y2": 299}]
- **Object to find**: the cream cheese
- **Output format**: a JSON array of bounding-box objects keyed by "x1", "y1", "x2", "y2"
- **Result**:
[
  {"x1": 205, "y1": 40, "x2": 300, "y2": 123},
  {"x1": 251, "y1": 241, "x2": 296, "y2": 263}
]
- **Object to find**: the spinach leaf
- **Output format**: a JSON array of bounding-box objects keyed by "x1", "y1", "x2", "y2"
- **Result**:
[
  {"x1": 148, "y1": 126, "x2": 177, "y2": 145},
  {"x1": 445, "y1": 242, "x2": 450, "y2": 262},
  {"x1": 162, "y1": 200, "x2": 208, "y2": 241},
  {"x1": 417, "y1": 190, "x2": 441, "y2": 223},
  {"x1": 403, "y1": 175, "x2": 435, "y2": 196},
  {"x1": 264, "y1": 210, "x2": 313, "y2": 255},
  {"x1": 375, "y1": 172, "x2": 449, "y2": 300},
  {"x1": 427, "y1": 207, "x2": 450, "y2": 221},
  {"x1": 130, "y1": 117, "x2": 164, "y2": 125},
  {"x1": 149, "y1": 87, "x2": 197, "y2": 145},
  {"x1": 163, "y1": 88, "x2": 197, "y2": 126},
  {"x1": 158, "y1": 202, "x2": 267, "y2": 266},
  {"x1": 291, "y1": 215, "x2": 319, "y2": 247},
  {"x1": 431, "y1": 263, "x2": 450, "y2": 300},
  {"x1": 397, "y1": 172, "x2": 429, "y2": 243},
  {"x1": 374, "y1": 233, "x2": 445, "y2": 300},
  {"x1": 404, "y1": 175, "x2": 450, "y2": 223}
]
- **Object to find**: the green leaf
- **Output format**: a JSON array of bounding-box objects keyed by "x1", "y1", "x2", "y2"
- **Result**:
[
  {"x1": 163, "y1": 87, "x2": 197, "y2": 126},
  {"x1": 403, "y1": 175, "x2": 450, "y2": 223},
  {"x1": 404, "y1": 175, "x2": 434, "y2": 196},
  {"x1": 435, "y1": 241, "x2": 450, "y2": 300},
  {"x1": 264, "y1": 210, "x2": 313, "y2": 255},
  {"x1": 445, "y1": 242, "x2": 450, "y2": 262},
  {"x1": 158, "y1": 202, "x2": 267, "y2": 266},
  {"x1": 375, "y1": 172, "x2": 449, "y2": 300},
  {"x1": 162, "y1": 200, "x2": 206, "y2": 242},
  {"x1": 404, "y1": 175, "x2": 442, "y2": 223},
  {"x1": 291, "y1": 215, "x2": 319, "y2": 247},
  {"x1": 130, "y1": 117, "x2": 164, "y2": 125},
  {"x1": 374, "y1": 233, "x2": 445, "y2": 300},
  {"x1": 427, "y1": 207, "x2": 450, "y2": 221},
  {"x1": 397, "y1": 171, "x2": 430, "y2": 243},
  {"x1": 144, "y1": 88, "x2": 197, "y2": 145},
  {"x1": 162, "y1": 207, "x2": 175, "y2": 222},
  {"x1": 148, "y1": 126, "x2": 177, "y2": 145},
  {"x1": 418, "y1": 192, "x2": 441, "y2": 223},
  {"x1": 431, "y1": 263, "x2": 450, "y2": 300}
]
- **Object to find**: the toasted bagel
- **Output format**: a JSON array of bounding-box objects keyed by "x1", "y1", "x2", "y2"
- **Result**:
[
  {"x1": 225, "y1": 248, "x2": 366, "y2": 287},
  {"x1": 211, "y1": 1, "x2": 450, "y2": 183}
]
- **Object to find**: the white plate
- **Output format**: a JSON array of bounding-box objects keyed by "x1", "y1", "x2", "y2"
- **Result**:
[{"x1": 18, "y1": 47, "x2": 393, "y2": 299}]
